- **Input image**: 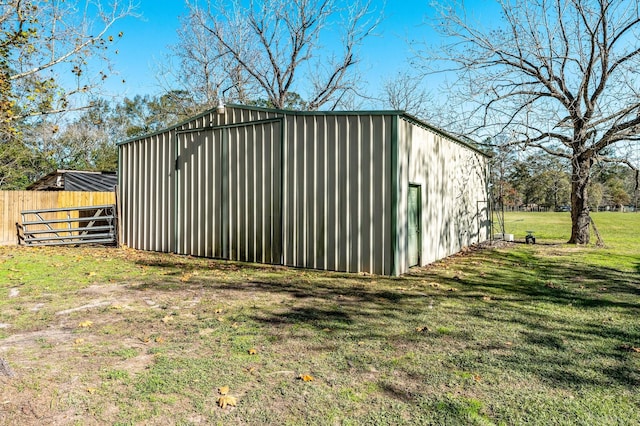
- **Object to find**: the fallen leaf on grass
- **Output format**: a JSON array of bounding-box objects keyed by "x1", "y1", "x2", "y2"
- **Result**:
[
  {"x1": 87, "y1": 271, "x2": 97, "y2": 277},
  {"x1": 299, "y1": 374, "x2": 314, "y2": 382},
  {"x1": 217, "y1": 395, "x2": 237, "y2": 408},
  {"x1": 215, "y1": 308, "x2": 223, "y2": 314},
  {"x1": 216, "y1": 317, "x2": 225, "y2": 322},
  {"x1": 78, "y1": 320, "x2": 93, "y2": 328},
  {"x1": 180, "y1": 274, "x2": 191, "y2": 282},
  {"x1": 74, "y1": 338, "x2": 85, "y2": 345},
  {"x1": 482, "y1": 296, "x2": 491, "y2": 301},
  {"x1": 161, "y1": 315, "x2": 173, "y2": 324},
  {"x1": 155, "y1": 336, "x2": 165, "y2": 343},
  {"x1": 618, "y1": 344, "x2": 640, "y2": 353},
  {"x1": 248, "y1": 348, "x2": 257, "y2": 355},
  {"x1": 218, "y1": 386, "x2": 229, "y2": 395},
  {"x1": 86, "y1": 388, "x2": 97, "y2": 394}
]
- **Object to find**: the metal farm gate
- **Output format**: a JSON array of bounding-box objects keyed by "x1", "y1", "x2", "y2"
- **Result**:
[{"x1": 18, "y1": 205, "x2": 117, "y2": 246}]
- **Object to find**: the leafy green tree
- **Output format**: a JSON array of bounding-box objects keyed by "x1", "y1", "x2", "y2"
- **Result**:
[
  {"x1": 114, "y1": 92, "x2": 191, "y2": 139},
  {"x1": 606, "y1": 178, "x2": 631, "y2": 211},
  {"x1": 0, "y1": 137, "x2": 50, "y2": 189},
  {"x1": 588, "y1": 182, "x2": 605, "y2": 211},
  {"x1": 538, "y1": 169, "x2": 571, "y2": 211},
  {"x1": 1, "y1": 1, "x2": 135, "y2": 127},
  {"x1": 248, "y1": 93, "x2": 309, "y2": 111},
  {"x1": 0, "y1": 1, "x2": 135, "y2": 188}
]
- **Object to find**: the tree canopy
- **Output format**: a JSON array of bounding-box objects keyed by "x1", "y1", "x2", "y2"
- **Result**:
[{"x1": 0, "y1": 0, "x2": 135, "y2": 188}]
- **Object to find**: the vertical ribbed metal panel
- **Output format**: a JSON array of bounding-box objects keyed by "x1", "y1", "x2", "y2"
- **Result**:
[
  {"x1": 176, "y1": 129, "x2": 224, "y2": 257},
  {"x1": 174, "y1": 118, "x2": 282, "y2": 263},
  {"x1": 119, "y1": 130, "x2": 175, "y2": 253},
  {"x1": 227, "y1": 121, "x2": 282, "y2": 263},
  {"x1": 119, "y1": 106, "x2": 487, "y2": 276},
  {"x1": 396, "y1": 117, "x2": 490, "y2": 273},
  {"x1": 282, "y1": 113, "x2": 393, "y2": 275}
]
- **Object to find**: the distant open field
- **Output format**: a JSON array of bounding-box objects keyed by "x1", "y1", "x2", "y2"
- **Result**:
[{"x1": 1, "y1": 212, "x2": 638, "y2": 425}]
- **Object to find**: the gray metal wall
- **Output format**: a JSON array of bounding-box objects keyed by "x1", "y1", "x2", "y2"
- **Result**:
[
  {"x1": 119, "y1": 131, "x2": 175, "y2": 253},
  {"x1": 119, "y1": 106, "x2": 283, "y2": 262},
  {"x1": 396, "y1": 117, "x2": 490, "y2": 272},
  {"x1": 282, "y1": 114, "x2": 394, "y2": 275}
]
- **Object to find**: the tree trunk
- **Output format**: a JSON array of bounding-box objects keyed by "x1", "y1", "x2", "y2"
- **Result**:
[{"x1": 569, "y1": 157, "x2": 592, "y2": 244}]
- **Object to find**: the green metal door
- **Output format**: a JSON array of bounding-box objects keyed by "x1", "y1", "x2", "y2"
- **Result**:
[{"x1": 408, "y1": 185, "x2": 421, "y2": 267}]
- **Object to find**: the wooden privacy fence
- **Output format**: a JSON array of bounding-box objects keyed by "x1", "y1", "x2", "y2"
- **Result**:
[{"x1": 0, "y1": 191, "x2": 116, "y2": 245}]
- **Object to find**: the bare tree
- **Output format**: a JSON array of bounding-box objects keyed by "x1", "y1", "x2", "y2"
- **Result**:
[
  {"x1": 158, "y1": 8, "x2": 259, "y2": 116},
  {"x1": 185, "y1": 0, "x2": 380, "y2": 110},
  {"x1": 382, "y1": 70, "x2": 432, "y2": 120},
  {"x1": 425, "y1": 0, "x2": 640, "y2": 244}
]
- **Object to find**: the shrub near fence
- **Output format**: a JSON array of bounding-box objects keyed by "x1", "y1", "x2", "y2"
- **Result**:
[{"x1": 0, "y1": 191, "x2": 116, "y2": 245}]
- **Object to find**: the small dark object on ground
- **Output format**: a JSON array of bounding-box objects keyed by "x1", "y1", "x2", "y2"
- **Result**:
[
  {"x1": 0, "y1": 357, "x2": 16, "y2": 377},
  {"x1": 526, "y1": 231, "x2": 536, "y2": 244}
]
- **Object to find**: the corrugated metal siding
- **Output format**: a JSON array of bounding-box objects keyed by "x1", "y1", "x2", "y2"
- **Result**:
[
  {"x1": 64, "y1": 173, "x2": 117, "y2": 191},
  {"x1": 282, "y1": 114, "x2": 394, "y2": 275},
  {"x1": 119, "y1": 106, "x2": 282, "y2": 257},
  {"x1": 227, "y1": 120, "x2": 282, "y2": 263},
  {"x1": 119, "y1": 131, "x2": 175, "y2": 253},
  {"x1": 397, "y1": 117, "x2": 490, "y2": 271},
  {"x1": 176, "y1": 129, "x2": 224, "y2": 257},
  {"x1": 118, "y1": 105, "x2": 488, "y2": 276}
]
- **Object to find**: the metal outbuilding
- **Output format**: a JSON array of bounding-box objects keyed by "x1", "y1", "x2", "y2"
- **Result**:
[
  {"x1": 117, "y1": 104, "x2": 490, "y2": 276},
  {"x1": 27, "y1": 170, "x2": 117, "y2": 192}
]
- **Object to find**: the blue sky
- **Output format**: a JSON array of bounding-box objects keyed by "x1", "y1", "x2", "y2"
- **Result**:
[{"x1": 101, "y1": 0, "x2": 477, "y2": 102}]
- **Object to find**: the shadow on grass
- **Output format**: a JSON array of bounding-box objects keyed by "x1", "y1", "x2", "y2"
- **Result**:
[
  {"x1": 131, "y1": 248, "x2": 640, "y2": 392},
  {"x1": 449, "y1": 250, "x2": 640, "y2": 308}
]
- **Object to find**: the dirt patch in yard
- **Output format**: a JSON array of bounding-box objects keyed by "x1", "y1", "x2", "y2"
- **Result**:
[{"x1": 1, "y1": 243, "x2": 639, "y2": 425}]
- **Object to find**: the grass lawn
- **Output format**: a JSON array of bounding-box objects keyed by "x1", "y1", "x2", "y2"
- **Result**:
[{"x1": 0, "y1": 212, "x2": 638, "y2": 425}]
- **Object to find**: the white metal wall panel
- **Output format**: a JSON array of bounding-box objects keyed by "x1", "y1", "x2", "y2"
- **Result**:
[
  {"x1": 397, "y1": 118, "x2": 490, "y2": 272},
  {"x1": 282, "y1": 113, "x2": 394, "y2": 275}
]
